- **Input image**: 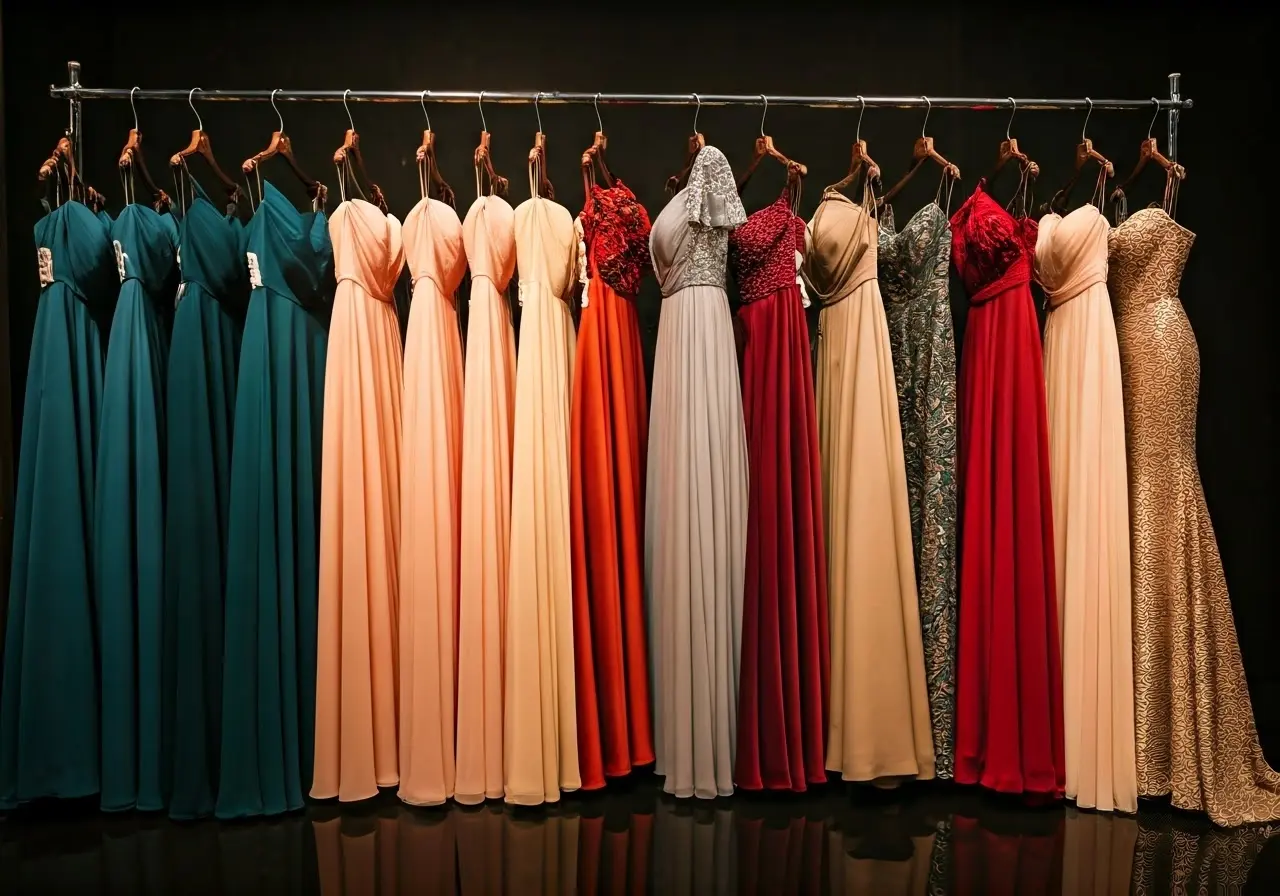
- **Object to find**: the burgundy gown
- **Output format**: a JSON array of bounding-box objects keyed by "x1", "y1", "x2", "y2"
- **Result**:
[
  {"x1": 728, "y1": 188, "x2": 830, "y2": 791},
  {"x1": 949, "y1": 181, "x2": 1064, "y2": 799}
]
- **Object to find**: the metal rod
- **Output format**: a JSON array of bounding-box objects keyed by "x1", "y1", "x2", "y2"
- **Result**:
[
  {"x1": 67, "y1": 60, "x2": 82, "y2": 174},
  {"x1": 1167, "y1": 72, "x2": 1181, "y2": 162},
  {"x1": 47, "y1": 84, "x2": 1194, "y2": 112}
]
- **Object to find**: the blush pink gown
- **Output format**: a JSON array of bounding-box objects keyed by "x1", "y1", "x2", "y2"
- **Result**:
[{"x1": 312, "y1": 198, "x2": 406, "y2": 802}]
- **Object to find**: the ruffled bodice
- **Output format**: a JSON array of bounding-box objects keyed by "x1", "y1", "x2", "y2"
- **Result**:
[
  {"x1": 33, "y1": 199, "x2": 118, "y2": 311},
  {"x1": 403, "y1": 197, "x2": 467, "y2": 302},
  {"x1": 176, "y1": 186, "x2": 249, "y2": 315},
  {"x1": 1035, "y1": 205, "x2": 1109, "y2": 309},
  {"x1": 514, "y1": 195, "x2": 577, "y2": 305},
  {"x1": 877, "y1": 203, "x2": 951, "y2": 302},
  {"x1": 801, "y1": 190, "x2": 878, "y2": 308},
  {"x1": 462, "y1": 195, "x2": 516, "y2": 293},
  {"x1": 244, "y1": 180, "x2": 334, "y2": 312},
  {"x1": 949, "y1": 180, "x2": 1037, "y2": 305},
  {"x1": 649, "y1": 146, "x2": 747, "y2": 297},
  {"x1": 580, "y1": 181, "x2": 651, "y2": 298},
  {"x1": 1107, "y1": 207, "x2": 1195, "y2": 315},
  {"x1": 111, "y1": 203, "x2": 179, "y2": 305},
  {"x1": 329, "y1": 200, "x2": 404, "y2": 304},
  {"x1": 729, "y1": 190, "x2": 806, "y2": 304}
]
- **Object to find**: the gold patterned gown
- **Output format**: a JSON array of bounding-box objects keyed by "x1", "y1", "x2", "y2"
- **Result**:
[{"x1": 1109, "y1": 206, "x2": 1280, "y2": 826}]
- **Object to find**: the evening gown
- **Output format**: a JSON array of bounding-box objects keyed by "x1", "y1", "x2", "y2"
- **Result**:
[
  {"x1": 1, "y1": 201, "x2": 116, "y2": 810},
  {"x1": 802, "y1": 188, "x2": 934, "y2": 783},
  {"x1": 949, "y1": 180, "x2": 1063, "y2": 798},
  {"x1": 506, "y1": 174, "x2": 581, "y2": 805},
  {"x1": 729, "y1": 187, "x2": 829, "y2": 792},
  {"x1": 454, "y1": 193, "x2": 517, "y2": 805},
  {"x1": 313, "y1": 197, "x2": 406, "y2": 803},
  {"x1": 398, "y1": 195, "x2": 468, "y2": 807},
  {"x1": 218, "y1": 180, "x2": 333, "y2": 819},
  {"x1": 877, "y1": 201, "x2": 959, "y2": 781},
  {"x1": 1036, "y1": 202, "x2": 1137, "y2": 814},
  {"x1": 570, "y1": 181, "x2": 654, "y2": 790},
  {"x1": 647, "y1": 145, "x2": 748, "y2": 799},
  {"x1": 96, "y1": 202, "x2": 178, "y2": 812},
  {"x1": 1110, "y1": 206, "x2": 1280, "y2": 826},
  {"x1": 163, "y1": 179, "x2": 248, "y2": 819}
]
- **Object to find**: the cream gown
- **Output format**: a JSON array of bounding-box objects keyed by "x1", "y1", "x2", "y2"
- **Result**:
[
  {"x1": 397, "y1": 196, "x2": 468, "y2": 807},
  {"x1": 646, "y1": 145, "x2": 749, "y2": 799},
  {"x1": 801, "y1": 189, "x2": 935, "y2": 783},
  {"x1": 454, "y1": 193, "x2": 517, "y2": 805},
  {"x1": 504, "y1": 170, "x2": 581, "y2": 806},
  {"x1": 312, "y1": 198, "x2": 406, "y2": 802},
  {"x1": 1036, "y1": 204, "x2": 1137, "y2": 814}
]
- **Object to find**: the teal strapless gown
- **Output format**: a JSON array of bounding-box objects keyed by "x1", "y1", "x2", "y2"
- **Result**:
[
  {"x1": 217, "y1": 180, "x2": 332, "y2": 819},
  {"x1": 162, "y1": 183, "x2": 249, "y2": 820},
  {"x1": 1, "y1": 201, "x2": 118, "y2": 809},
  {"x1": 96, "y1": 203, "x2": 179, "y2": 812}
]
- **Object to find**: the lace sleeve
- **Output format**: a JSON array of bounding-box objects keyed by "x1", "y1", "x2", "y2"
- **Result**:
[{"x1": 685, "y1": 146, "x2": 747, "y2": 230}]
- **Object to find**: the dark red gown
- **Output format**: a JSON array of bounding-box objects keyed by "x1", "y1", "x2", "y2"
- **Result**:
[
  {"x1": 728, "y1": 189, "x2": 829, "y2": 791},
  {"x1": 949, "y1": 181, "x2": 1064, "y2": 799}
]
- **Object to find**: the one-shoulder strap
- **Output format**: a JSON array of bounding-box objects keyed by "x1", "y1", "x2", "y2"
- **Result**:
[{"x1": 684, "y1": 146, "x2": 746, "y2": 229}]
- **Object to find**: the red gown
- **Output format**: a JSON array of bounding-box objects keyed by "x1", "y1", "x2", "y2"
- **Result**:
[
  {"x1": 569, "y1": 181, "x2": 654, "y2": 789},
  {"x1": 728, "y1": 189, "x2": 830, "y2": 791},
  {"x1": 949, "y1": 180, "x2": 1064, "y2": 798}
]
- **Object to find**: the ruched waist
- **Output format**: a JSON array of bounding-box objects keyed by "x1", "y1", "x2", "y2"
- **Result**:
[
  {"x1": 335, "y1": 275, "x2": 395, "y2": 304},
  {"x1": 813, "y1": 271, "x2": 878, "y2": 309},
  {"x1": 658, "y1": 277, "x2": 728, "y2": 299},
  {"x1": 1043, "y1": 272, "x2": 1107, "y2": 309},
  {"x1": 969, "y1": 257, "x2": 1031, "y2": 306}
]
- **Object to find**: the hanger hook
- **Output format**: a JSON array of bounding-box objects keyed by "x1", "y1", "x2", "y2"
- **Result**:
[
  {"x1": 1147, "y1": 97, "x2": 1160, "y2": 140},
  {"x1": 1082, "y1": 96, "x2": 1094, "y2": 141},
  {"x1": 691, "y1": 93, "x2": 701, "y2": 134},
  {"x1": 593, "y1": 93, "x2": 604, "y2": 134},
  {"x1": 188, "y1": 87, "x2": 203, "y2": 132},
  {"x1": 343, "y1": 89, "x2": 356, "y2": 132},
  {"x1": 759, "y1": 94, "x2": 768, "y2": 136},
  {"x1": 1005, "y1": 96, "x2": 1017, "y2": 141},
  {"x1": 534, "y1": 91, "x2": 543, "y2": 133},
  {"x1": 921, "y1": 96, "x2": 932, "y2": 137},
  {"x1": 130, "y1": 86, "x2": 140, "y2": 131},
  {"x1": 855, "y1": 95, "x2": 865, "y2": 142},
  {"x1": 478, "y1": 91, "x2": 488, "y2": 132},
  {"x1": 420, "y1": 90, "x2": 432, "y2": 131},
  {"x1": 270, "y1": 89, "x2": 283, "y2": 133}
]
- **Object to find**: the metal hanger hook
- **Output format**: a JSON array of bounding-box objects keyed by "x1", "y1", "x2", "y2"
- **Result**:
[
  {"x1": 759, "y1": 94, "x2": 768, "y2": 136},
  {"x1": 1005, "y1": 97, "x2": 1017, "y2": 141},
  {"x1": 593, "y1": 93, "x2": 604, "y2": 134},
  {"x1": 534, "y1": 91, "x2": 543, "y2": 133},
  {"x1": 130, "y1": 86, "x2": 141, "y2": 131},
  {"x1": 343, "y1": 89, "x2": 356, "y2": 132},
  {"x1": 921, "y1": 96, "x2": 932, "y2": 137},
  {"x1": 1147, "y1": 97, "x2": 1160, "y2": 140},
  {"x1": 1082, "y1": 96, "x2": 1094, "y2": 141},
  {"x1": 420, "y1": 90, "x2": 432, "y2": 131},
  {"x1": 270, "y1": 89, "x2": 284, "y2": 133},
  {"x1": 855, "y1": 95, "x2": 865, "y2": 142},
  {"x1": 188, "y1": 87, "x2": 203, "y2": 132},
  {"x1": 691, "y1": 93, "x2": 701, "y2": 134},
  {"x1": 478, "y1": 91, "x2": 488, "y2": 132}
]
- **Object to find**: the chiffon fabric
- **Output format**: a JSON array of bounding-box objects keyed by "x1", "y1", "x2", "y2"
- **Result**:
[
  {"x1": 1, "y1": 201, "x2": 116, "y2": 810},
  {"x1": 312, "y1": 198, "x2": 406, "y2": 803},
  {"x1": 96, "y1": 203, "x2": 177, "y2": 812},
  {"x1": 1036, "y1": 204, "x2": 1137, "y2": 814},
  {"x1": 646, "y1": 145, "x2": 748, "y2": 799},
  {"x1": 398, "y1": 196, "x2": 468, "y2": 807},
  {"x1": 505, "y1": 179, "x2": 581, "y2": 806},
  {"x1": 802, "y1": 188, "x2": 934, "y2": 783},
  {"x1": 949, "y1": 180, "x2": 1063, "y2": 799},
  {"x1": 454, "y1": 194, "x2": 517, "y2": 805},
  {"x1": 729, "y1": 187, "x2": 829, "y2": 792},
  {"x1": 1111, "y1": 207, "x2": 1280, "y2": 826},
  {"x1": 570, "y1": 182, "x2": 654, "y2": 790}
]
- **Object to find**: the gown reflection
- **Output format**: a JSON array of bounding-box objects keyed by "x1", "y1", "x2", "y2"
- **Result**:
[{"x1": 2, "y1": 781, "x2": 1277, "y2": 894}]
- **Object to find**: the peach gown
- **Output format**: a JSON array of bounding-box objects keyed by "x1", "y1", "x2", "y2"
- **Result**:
[
  {"x1": 397, "y1": 196, "x2": 468, "y2": 807},
  {"x1": 1037, "y1": 204, "x2": 1137, "y2": 814},
  {"x1": 454, "y1": 193, "x2": 517, "y2": 805},
  {"x1": 505, "y1": 171, "x2": 582, "y2": 806},
  {"x1": 312, "y1": 198, "x2": 406, "y2": 802}
]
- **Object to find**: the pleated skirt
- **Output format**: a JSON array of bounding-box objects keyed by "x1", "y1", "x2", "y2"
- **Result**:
[
  {"x1": 398, "y1": 277, "x2": 464, "y2": 807},
  {"x1": 646, "y1": 283, "x2": 747, "y2": 800}
]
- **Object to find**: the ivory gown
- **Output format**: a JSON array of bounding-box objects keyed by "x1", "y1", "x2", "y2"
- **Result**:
[
  {"x1": 454, "y1": 193, "x2": 517, "y2": 805},
  {"x1": 398, "y1": 196, "x2": 468, "y2": 807},
  {"x1": 505, "y1": 172, "x2": 581, "y2": 806},
  {"x1": 312, "y1": 198, "x2": 406, "y2": 802},
  {"x1": 802, "y1": 189, "x2": 935, "y2": 783},
  {"x1": 1036, "y1": 203, "x2": 1137, "y2": 814}
]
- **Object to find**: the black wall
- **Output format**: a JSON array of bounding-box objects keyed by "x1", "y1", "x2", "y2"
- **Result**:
[{"x1": 4, "y1": 4, "x2": 1275, "y2": 753}]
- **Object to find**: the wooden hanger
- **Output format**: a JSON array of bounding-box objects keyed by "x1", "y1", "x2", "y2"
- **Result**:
[
  {"x1": 988, "y1": 97, "x2": 1040, "y2": 182},
  {"x1": 333, "y1": 91, "x2": 389, "y2": 212},
  {"x1": 118, "y1": 89, "x2": 171, "y2": 212},
  {"x1": 473, "y1": 92, "x2": 509, "y2": 197},
  {"x1": 416, "y1": 91, "x2": 455, "y2": 206},
  {"x1": 1046, "y1": 98, "x2": 1114, "y2": 215},
  {"x1": 1108, "y1": 98, "x2": 1186, "y2": 205},
  {"x1": 581, "y1": 93, "x2": 616, "y2": 196},
  {"x1": 827, "y1": 96, "x2": 881, "y2": 198},
  {"x1": 528, "y1": 94, "x2": 555, "y2": 199},
  {"x1": 737, "y1": 97, "x2": 807, "y2": 197},
  {"x1": 170, "y1": 88, "x2": 241, "y2": 206},
  {"x1": 876, "y1": 97, "x2": 960, "y2": 211},
  {"x1": 242, "y1": 89, "x2": 324, "y2": 202},
  {"x1": 665, "y1": 94, "x2": 707, "y2": 195}
]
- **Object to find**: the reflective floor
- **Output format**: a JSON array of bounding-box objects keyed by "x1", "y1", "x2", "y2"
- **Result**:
[{"x1": 3, "y1": 776, "x2": 1278, "y2": 894}]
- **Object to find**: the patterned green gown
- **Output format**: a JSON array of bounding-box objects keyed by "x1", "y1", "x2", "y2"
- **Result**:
[
  {"x1": 96, "y1": 203, "x2": 179, "y2": 812},
  {"x1": 217, "y1": 180, "x2": 332, "y2": 819},
  {"x1": 162, "y1": 180, "x2": 248, "y2": 819},
  {"x1": 0, "y1": 201, "x2": 117, "y2": 809},
  {"x1": 877, "y1": 203, "x2": 959, "y2": 779}
]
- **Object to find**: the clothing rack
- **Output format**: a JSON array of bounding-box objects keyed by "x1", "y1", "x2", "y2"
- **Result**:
[{"x1": 51, "y1": 62, "x2": 1190, "y2": 182}]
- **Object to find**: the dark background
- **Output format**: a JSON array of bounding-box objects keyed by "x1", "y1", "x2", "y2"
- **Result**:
[{"x1": 2, "y1": 4, "x2": 1275, "y2": 754}]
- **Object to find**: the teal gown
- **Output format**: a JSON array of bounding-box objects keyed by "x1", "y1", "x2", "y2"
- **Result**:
[
  {"x1": 0, "y1": 201, "x2": 117, "y2": 809},
  {"x1": 95, "y1": 203, "x2": 178, "y2": 812},
  {"x1": 162, "y1": 181, "x2": 248, "y2": 820},
  {"x1": 217, "y1": 180, "x2": 332, "y2": 819}
]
